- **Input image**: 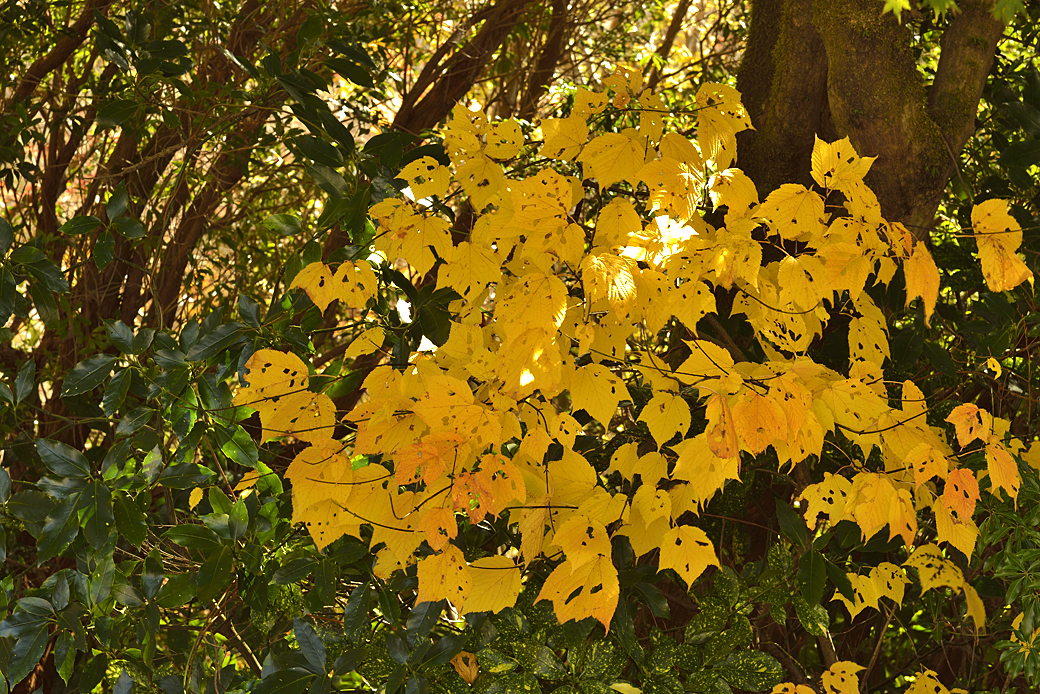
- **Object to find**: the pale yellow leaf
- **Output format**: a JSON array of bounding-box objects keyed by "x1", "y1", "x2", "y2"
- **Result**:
[
  {"x1": 639, "y1": 393, "x2": 692, "y2": 447},
  {"x1": 462, "y1": 556, "x2": 521, "y2": 614},
  {"x1": 657, "y1": 525, "x2": 719, "y2": 588},
  {"x1": 189, "y1": 487, "x2": 204, "y2": 510}
]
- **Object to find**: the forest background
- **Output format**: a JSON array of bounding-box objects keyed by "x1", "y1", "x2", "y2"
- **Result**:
[{"x1": 1, "y1": 0, "x2": 1040, "y2": 693}]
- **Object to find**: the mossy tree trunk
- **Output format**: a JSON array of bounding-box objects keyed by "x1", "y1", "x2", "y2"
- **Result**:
[{"x1": 736, "y1": 0, "x2": 1003, "y2": 235}]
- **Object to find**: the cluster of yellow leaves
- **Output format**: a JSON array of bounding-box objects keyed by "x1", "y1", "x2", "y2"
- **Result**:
[
  {"x1": 774, "y1": 663, "x2": 968, "y2": 694},
  {"x1": 243, "y1": 68, "x2": 1031, "y2": 640}
]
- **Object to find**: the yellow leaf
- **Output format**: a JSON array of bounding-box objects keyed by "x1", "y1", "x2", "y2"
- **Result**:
[
  {"x1": 832, "y1": 572, "x2": 879, "y2": 620},
  {"x1": 496, "y1": 272, "x2": 569, "y2": 341},
  {"x1": 658, "y1": 525, "x2": 719, "y2": 588},
  {"x1": 844, "y1": 472, "x2": 917, "y2": 548},
  {"x1": 799, "y1": 472, "x2": 852, "y2": 530},
  {"x1": 235, "y1": 470, "x2": 259, "y2": 492},
  {"x1": 594, "y1": 198, "x2": 642, "y2": 248},
  {"x1": 638, "y1": 157, "x2": 704, "y2": 220},
  {"x1": 540, "y1": 114, "x2": 588, "y2": 160},
  {"x1": 579, "y1": 132, "x2": 648, "y2": 190},
  {"x1": 772, "y1": 685, "x2": 815, "y2": 694},
  {"x1": 456, "y1": 155, "x2": 507, "y2": 209},
  {"x1": 416, "y1": 545, "x2": 471, "y2": 607},
  {"x1": 869, "y1": 562, "x2": 909, "y2": 605},
  {"x1": 776, "y1": 256, "x2": 820, "y2": 311},
  {"x1": 821, "y1": 661, "x2": 864, "y2": 694},
  {"x1": 571, "y1": 364, "x2": 628, "y2": 427},
  {"x1": 671, "y1": 434, "x2": 740, "y2": 510},
  {"x1": 972, "y1": 198, "x2": 1034, "y2": 292},
  {"x1": 552, "y1": 514, "x2": 612, "y2": 567},
  {"x1": 675, "y1": 340, "x2": 735, "y2": 391},
  {"x1": 660, "y1": 132, "x2": 701, "y2": 166},
  {"x1": 904, "y1": 544, "x2": 964, "y2": 593},
  {"x1": 710, "y1": 168, "x2": 759, "y2": 221},
  {"x1": 260, "y1": 390, "x2": 337, "y2": 444},
  {"x1": 933, "y1": 501, "x2": 978, "y2": 558},
  {"x1": 536, "y1": 554, "x2": 619, "y2": 631},
  {"x1": 986, "y1": 439, "x2": 1020, "y2": 504},
  {"x1": 905, "y1": 442, "x2": 949, "y2": 489},
  {"x1": 985, "y1": 356, "x2": 1002, "y2": 378},
  {"x1": 574, "y1": 88, "x2": 607, "y2": 118},
  {"x1": 903, "y1": 242, "x2": 940, "y2": 326},
  {"x1": 290, "y1": 262, "x2": 339, "y2": 313},
  {"x1": 1010, "y1": 612, "x2": 1040, "y2": 660},
  {"x1": 462, "y1": 556, "x2": 522, "y2": 614},
  {"x1": 485, "y1": 119, "x2": 523, "y2": 160},
  {"x1": 549, "y1": 448, "x2": 598, "y2": 507},
  {"x1": 189, "y1": 487, "x2": 204, "y2": 510},
  {"x1": 945, "y1": 403, "x2": 991, "y2": 447},
  {"x1": 704, "y1": 394, "x2": 738, "y2": 459},
  {"x1": 398, "y1": 156, "x2": 451, "y2": 200},
  {"x1": 904, "y1": 670, "x2": 950, "y2": 694},
  {"x1": 963, "y1": 583, "x2": 985, "y2": 631},
  {"x1": 757, "y1": 184, "x2": 825, "y2": 241},
  {"x1": 639, "y1": 393, "x2": 692, "y2": 448},
  {"x1": 810, "y1": 136, "x2": 875, "y2": 193},
  {"x1": 580, "y1": 249, "x2": 638, "y2": 318},
  {"x1": 343, "y1": 327, "x2": 385, "y2": 360},
  {"x1": 233, "y1": 349, "x2": 310, "y2": 409},
  {"x1": 286, "y1": 442, "x2": 352, "y2": 514}
]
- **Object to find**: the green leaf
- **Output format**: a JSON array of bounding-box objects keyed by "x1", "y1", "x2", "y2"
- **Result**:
[
  {"x1": 343, "y1": 582, "x2": 372, "y2": 642},
  {"x1": 273, "y1": 557, "x2": 317, "y2": 585},
  {"x1": 116, "y1": 406, "x2": 153, "y2": 436},
  {"x1": 113, "y1": 490, "x2": 147, "y2": 546},
  {"x1": 0, "y1": 217, "x2": 13, "y2": 255},
  {"x1": 6, "y1": 625, "x2": 49, "y2": 686},
  {"x1": 105, "y1": 319, "x2": 136, "y2": 352},
  {"x1": 38, "y1": 494, "x2": 80, "y2": 561},
  {"x1": 253, "y1": 670, "x2": 315, "y2": 694},
  {"x1": 717, "y1": 651, "x2": 784, "y2": 692},
  {"x1": 14, "y1": 359, "x2": 35, "y2": 404},
  {"x1": 107, "y1": 182, "x2": 129, "y2": 219},
  {"x1": 0, "y1": 382, "x2": 12, "y2": 404},
  {"x1": 61, "y1": 355, "x2": 117, "y2": 397},
  {"x1": 185, "y1": 322, "x2": 246, "y2": 361},
  {"x1": 24, "y1": 258, "x2": 70, "y2": 293},
  {"x1": 28, "y1": 282, "x2": 59, "y2": 328},
  {"x1": 775, "y1": 498, "x2": 807, "y2": 547},
  {"x1": 264, "y1": 213, "x2": 304, "y2": 236},
  {"x1": 305, "y1": 162, "x2": 349, "y2": 198},
  {"x1": 94, "y1": 230, "x2": 115, "y2": 270},
  {"x1": 999, "y1": 139, "x2": 1040, "y2": 169},
  {"x1": 229, "y1": 498, "x2": 249, "y2": 541},
  {"x1": 798, "y1": 550, "x2": 827, "y2": 605},
  {"x1": 142, "y1": 550, "x2": 165, "y2": 599},
  {"x1": 215, "y1": 424, "x2": 258, "y2": 467},
  {"x1": 7, "y1": 490, "x2": 54, "y2": 524},
  {"x1": 155, "y1": 572, "x2": 195, "y2": 608},
  {"x1": 295, "y1": 617, "x2": 328, "y2": 672},
  {"x1": 824, "y1": 558, "x2": 855, "y2": 602},
  {"x1": 793, "y1": 595, "x2": 830, "y2": 636},
  {"x1": 82, "y1": 480, "x2": 115, "y2": 549},
  {"x1": 102, "y1": 368, "x2": 133, "y2": 417},
  {"x1": 163, "y1": 524, "x2": 224, "y2": 552},
  {"x1": 58, "y1": 216, "x2": 102, "y2": 236},
  {"x1": 196, "y1": 545, "x2": 234, "y2": 603},
  {"x1": 37, "y1": 438, "x2": 91, "y2": 478},
  {"x1": 88, "y1": 555, "x2": 115, "y2": 605},
  {"x1": 477, "y1": 647, "x2": 518, "y2": 674},
  {"x1": 406, "y1": 601, "x2": 443, "y2": 645},
  {"x1": 0, "y1": 466, "x2": 10, "y2": 502},
  {"x1": 923, "y1": 342, "x2": 958, "y2": 378},
  {"x1": 325, "y1": 57, "x2": 373, "y2": 88},
  {"x1": 96, "y1": 99, "x2": 138, "y2": 128},
  {"x1": 55, "y1": 631, "x2": 76, "y2": 684},
  {"x1": 111, "y1": 216, "x2": 146, "y2": 238}
]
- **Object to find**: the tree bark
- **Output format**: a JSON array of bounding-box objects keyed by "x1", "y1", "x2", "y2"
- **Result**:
[{"x1": 735, "y1": 0, "x2": 1003, "y2": 234}]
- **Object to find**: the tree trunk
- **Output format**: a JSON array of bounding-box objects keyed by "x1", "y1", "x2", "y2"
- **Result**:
[{"x1": 735, "y1": 0, "x2": 1003, "y2": 235}]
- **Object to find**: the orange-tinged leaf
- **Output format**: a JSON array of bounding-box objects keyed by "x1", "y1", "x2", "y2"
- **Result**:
[
  {"x1": 821, "y1": 661, "x2": 864, "y2": 694},
  {"x1": 904, "y1": 242, "x2": 940, "y2": 326},
  {"x1": 905, "y1": 442, "x2": 949, "y2": 489},
  {"x1": 639, "y1": 392, "x2": 692, "y2": 447},
  {"x1": 451, "y1": 652, "x2": 479, "y2": 685},
  {"x1": 579, "y1": 132, "x2": 647, "y2": 190},
  {"x1": 658, "y1": 525, "x2": 719, "y2": 588},
  {"x1": 942, "y1": 468, "x2": 980, "y2": 519},
  {"x1": 731, "y1": 390, "x2": 787, "y2": 455},
  {"x1": 571, "y1": 364, "x2": 628, "y2": 427},
  {"x1": 976, "y1": 236, "x2": 1034, "y2": 292},
  {"x1": 416, "y1": 545, "x2": 471, "y2": 606},
  {"x1": 904, "y1": 544, "x2": 964, "y2": 593},
  {"x1": 536, "y1": 554, "x2": 619, "y2": 631},
  {"x1": 417, "y1": 507, "x2": 458, "y2": 551},
  {"x1": 844, "y1": 473, "x2": 917, "y2": 548},
  {"x1": 704, "y1": 394, "x2": 738, "y2": 458},
  {"x1": 552, "y1": 514, "x2": 611, "y2": 567},
  {"x1": 394, "y1": 432, "x2": 469, "y2": 487},
  {"x1": 986, "y1": 440, "x2": 1020, "y2": 504},
  {"x1": 945, "y1": 403, "x2": 991, "y2": 447},
  {"x1": 463, "y1": 556, "x2": 521, "y2": 614}
]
